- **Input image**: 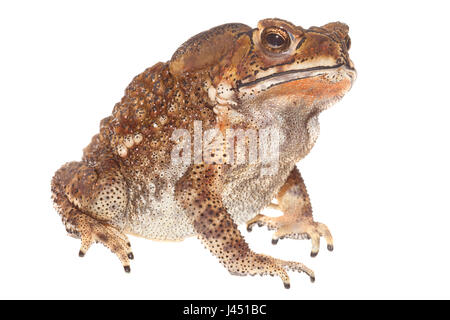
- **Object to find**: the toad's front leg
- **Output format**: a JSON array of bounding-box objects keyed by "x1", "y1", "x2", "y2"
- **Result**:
[
  {"x1": 247, "y1": 166, "x2": 333, "y2": 257},
  {"x1": 175, "y1": 164, "x2": 314, "y2": 289}
]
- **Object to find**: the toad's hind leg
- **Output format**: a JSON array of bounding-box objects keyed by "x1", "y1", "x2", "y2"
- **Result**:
[
  {"x1": 247, "y1": 166, "x2": 333, "y2": 257},
  {"x1": 51, "y1": 161, "x2": 134, "y2": 272}
]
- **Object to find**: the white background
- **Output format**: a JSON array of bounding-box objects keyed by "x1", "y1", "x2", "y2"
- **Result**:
[{"x1": 1, "y1": 0, "x2": 449, "y2": 299}]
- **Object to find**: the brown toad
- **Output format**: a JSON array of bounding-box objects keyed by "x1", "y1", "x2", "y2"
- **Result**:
[{"x1": 51, "y1": 18, "x2": 356, "y2": 288}]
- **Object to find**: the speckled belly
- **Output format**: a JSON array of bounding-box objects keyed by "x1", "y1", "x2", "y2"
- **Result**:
[
  {"x1": 124, "y1": 182, "x2": 194, "y2": 241},
  {"x1": 123, "y1": 164, "x2": 195, "y2": 241},
  {"x1": 123, "y1": 162, "x2": 293, "y2": 241}
]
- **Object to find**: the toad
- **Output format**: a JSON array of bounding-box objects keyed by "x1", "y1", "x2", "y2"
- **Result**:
[{"x1": 51, "y1": 18, "x2": 356, "y2": 288}]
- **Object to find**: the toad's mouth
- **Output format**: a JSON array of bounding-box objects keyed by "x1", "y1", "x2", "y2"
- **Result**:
[{"x1": 237, "y1": 64, "x2": 356, "y2": 95}]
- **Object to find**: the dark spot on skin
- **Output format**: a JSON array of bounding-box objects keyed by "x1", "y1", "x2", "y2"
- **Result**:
[{"x1": 97, "y1": 233, "x2": 108, "y2": 242}]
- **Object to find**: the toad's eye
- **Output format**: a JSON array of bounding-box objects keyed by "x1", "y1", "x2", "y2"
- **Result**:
[
  {"x1": 261, "y1": 27, "x2": 291, "y2": 52},
  {"x1": 345, "y1": 36, "x2": 351, "y2": 50}
]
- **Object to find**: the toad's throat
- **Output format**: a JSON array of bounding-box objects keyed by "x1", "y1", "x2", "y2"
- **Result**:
[{"x1": 237, "y1": 63, "x2": 346, "y2": 92}]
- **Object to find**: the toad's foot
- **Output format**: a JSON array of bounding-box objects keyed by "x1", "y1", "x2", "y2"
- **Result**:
[
  {"x1": 247, "y1": 213, "x2": 333, "y2": 257},
  {"x1": 229, "y1": 253, "x2": 315, "y2": 288},
  {"x1": 77, "y1": 213, "x2": 134, "y2": 272}
]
